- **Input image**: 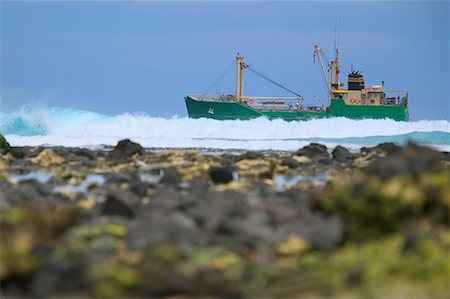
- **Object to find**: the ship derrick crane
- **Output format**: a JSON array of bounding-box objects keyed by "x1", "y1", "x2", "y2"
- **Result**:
[
  {"x1": 314, "y1": 44, "x2": 343, "y2": 102},
  {"x1": 313, "y1": 45, "x2": 331, "y2": 99}
]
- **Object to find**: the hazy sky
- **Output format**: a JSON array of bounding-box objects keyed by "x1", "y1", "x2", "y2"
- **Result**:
[{"x1": 1, "y1": 1, "x2": 449, "y2": 120}]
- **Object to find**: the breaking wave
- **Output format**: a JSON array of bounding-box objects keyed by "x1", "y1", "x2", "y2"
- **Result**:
[{"x1": 1, "y1": 107, "x2": 449, "y2": 151}]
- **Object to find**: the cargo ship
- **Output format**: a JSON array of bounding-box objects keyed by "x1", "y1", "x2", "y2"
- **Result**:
[{"x1": 185, "y1": 44, "x2": 409, "y2": 121}]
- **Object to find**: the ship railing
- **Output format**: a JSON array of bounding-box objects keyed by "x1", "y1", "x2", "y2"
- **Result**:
[
  {"x1": 241, "y1": 96, "x2": 305, "y2": 101},
  {"x1": 188, "y1": 94, "x2": 238, "y2": 102},
  {"x1": 250, "y1": 103, "x2": 324, "y2": 112}
]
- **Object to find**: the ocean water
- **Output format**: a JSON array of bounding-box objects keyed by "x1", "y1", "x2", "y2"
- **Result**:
[{"x1": 1, "y1": 107, "x2": 449, "y2": 152}]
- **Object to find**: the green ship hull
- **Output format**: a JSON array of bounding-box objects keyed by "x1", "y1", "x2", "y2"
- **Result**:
[{"x1": 185, "y1": 96, "x2": 409, "y2": 121}]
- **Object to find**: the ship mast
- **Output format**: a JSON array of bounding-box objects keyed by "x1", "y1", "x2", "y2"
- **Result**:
[
  {"x1": 330, "y1": 46, "x2": 340, "y2": 91},
  {"x1": 235, "y1": 55, "x2": 248, "y2": 102}
]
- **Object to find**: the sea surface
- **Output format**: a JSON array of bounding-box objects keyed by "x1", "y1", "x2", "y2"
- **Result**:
[{"x1": 1, "y1": 107, "x2": 449, "y2": 152}]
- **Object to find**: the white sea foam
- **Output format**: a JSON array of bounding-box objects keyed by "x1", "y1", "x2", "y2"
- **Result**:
[{"x1": 2, "y1": 107, "x2": 449, "y2": 151}]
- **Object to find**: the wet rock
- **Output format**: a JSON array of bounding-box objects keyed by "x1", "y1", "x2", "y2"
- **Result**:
[
  {"x1": 237, "y1": 151, "x2": 264, "y2": 161},
  {"x1": 209, "y1": 167, "x2": 233, "y2": 184},
  {"x1": 281, "y1": 156, "x2": 300, "y2": 169},
  {"x1": 101, "y1": 192, "x2": 135, "y2": 218},
  {"x1": 332, "y1": 145, "x2": 353, "y2": 162},
  {"x1": 160, "y1": 167, "x2": 182, "y2": 185},
  {"x1": 296, "y1": 143, "x2": 331, "y2": 164},
  {"x1": 110, "y1": 139, "x2": 144, "y2": 159}
]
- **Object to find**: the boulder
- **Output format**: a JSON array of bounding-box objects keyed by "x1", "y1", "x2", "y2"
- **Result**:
[
  {"x1": 110, "y1": 139, "x2": 144, "y2": 159},
  {"x1": 332, "y1": 145, "x2": 353, "y2": 162},
  {"x1": 101, "y1": 192, "x2": 135, "y2": 218},
  {"x1": 365, "y1": 143, "x2": 443, "y2": 179},
  {"x1": 237, "y1": 151, "x2": 264, "y2": 161},
  {"x1": 209, "y1": 167, "x2": 233, "y2": 184},
  {"x1": 281, "y1": 156, "x2": 300, "y2": 169},
  {"x1": 296, "y1": 143, "x2": 331, "y2": 164},
  {"x1": 361, "y1": 142, "x2": 402, "y2": 155}
]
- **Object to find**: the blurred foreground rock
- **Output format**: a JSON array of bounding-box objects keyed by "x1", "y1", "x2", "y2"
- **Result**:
[{"x1": 0, "y1": 140, "x2": 449, "y2": 298}]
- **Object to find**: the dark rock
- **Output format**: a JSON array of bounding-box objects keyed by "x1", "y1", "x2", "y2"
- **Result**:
[
  {"x1": 129, "y1": 181, "x2": 151, "y2": 197},
  {"x1": 361, "y1": 142, "x2": 402, "y2": 155},
  {"x1": 144, "y1": 188, "x2": 180, "y2": 212},
  {"x1": 209, "y1": 167, "x2": 233, "y2": 184},
  {"x1": 6, "y1": 181, "x2": 56, "y2": 207},
  {"x1": 127, "y1": 212, "x2": 202, "y2": 249},
  {"x1": 443, "y1": 151, "x2": 450, "y2": 162},
  {"x1": 281, "y1": 156, "x2": 300, "y2": 169},
  {"x1": 30, "y1": 267, "x2": 60, "y2": 298},
  {"x1": 332, "y1": 145, "x2": 353, "y2": 162},
  {"x1": 266, "y1": 199, "x2": 301, "y2": 226},
  {"x1": 296, "y1": 143, "x2": 331, "y2": 164},
  {"x1": 101, "y1": 192, "x2": 135, "y2": 218},
  {"x1": 74, "y1": 148, "x2": 97, "y2": 160},
  {"x1": 20, "y1": 180, "x2": 53, "y2": 196},
  {"x1": 220, "y1": 154, "x2": 236, "y2": 165},
  {"x1": 188, "y1": 177, "x2": 210, "y2": 191},
  {"x1": 0, "y1": 186, "x2": 11, "y2": 211},
  {"x1": 9, "y1": 147, "x2": 27, "y2": 159},
  {"x1": 237, "y1": 151, "x2": 264, "y2": 160},
  {"x1": 110, "y1": 139, "x2": 144, "y2": 159},
  {"x1": 188, "y1": 190, "x2": 247, "y2": 231},
  {"x1": 281, "y1": 213, "x2": 343, "y2": 251},
  {"x1": 160, "y1": 167, "x2": 182, "y2": 185},
  {"x1": 365, "y1": 143, "x2": 443, "y2": 179}
]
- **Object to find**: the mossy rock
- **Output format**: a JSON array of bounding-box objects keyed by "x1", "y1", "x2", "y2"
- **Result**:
[
  {"x1": 314, "y1": 170, "x2": 450, "y2": 241},
  {"x1": 248, "y1": 232, "x2": 450, "y2": 298},
  {"x1": 0, "y1": 133, "x2": 11, "y2": 152}
]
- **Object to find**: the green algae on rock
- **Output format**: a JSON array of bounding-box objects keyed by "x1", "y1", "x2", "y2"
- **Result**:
[{"x1": 0, "y1": 133, "x2": 11, "y2": 154}]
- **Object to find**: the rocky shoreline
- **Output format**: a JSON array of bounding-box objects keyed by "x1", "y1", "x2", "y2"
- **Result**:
[{"x1": 1, "y1": 137, "x2": 449, "y2": 298}]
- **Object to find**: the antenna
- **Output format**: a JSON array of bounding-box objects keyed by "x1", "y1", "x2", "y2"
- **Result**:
[
  {"x1": 334, "y1": 17, "x2": 337, "y2": 50},
  {"x1": 337, "y1": 17, "x2": 341, "y2": 49}
]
